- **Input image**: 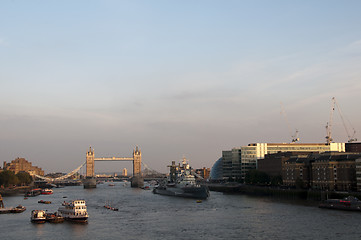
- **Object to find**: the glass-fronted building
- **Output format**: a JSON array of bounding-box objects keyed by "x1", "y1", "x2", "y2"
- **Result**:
[
  {"x1": 210, "y1": 157, "x2": 223, "y2": 180},
  {"x1": 213, "y1": 142, "x2": 345, "y2": 181}
]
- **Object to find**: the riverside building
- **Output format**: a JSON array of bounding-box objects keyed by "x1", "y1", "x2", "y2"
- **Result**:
[
  {"x1": 282, "y1": 152, "x2": 361, "y2": 191},
  {"x1": 213, "y1": 143, "x2": 345, "y2": 181},
  {"x1": 311, "y1": 152, "x2": 360, "y2": 191},
  {"x1": 3, "y1": 157, "x2": 44, "y2": 176}
]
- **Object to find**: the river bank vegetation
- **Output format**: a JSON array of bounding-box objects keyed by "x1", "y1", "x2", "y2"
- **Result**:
[{"x1": 0, "y1": 170, "x2": 32, "y2": 188}]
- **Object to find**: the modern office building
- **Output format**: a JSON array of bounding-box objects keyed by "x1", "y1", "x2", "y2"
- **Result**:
[
  {"x1": 215, "y1": 142, "x2": 345, "y2": 181},
  {"x1": 210, "y1": 157, "x2": 223, "y2": 180}
]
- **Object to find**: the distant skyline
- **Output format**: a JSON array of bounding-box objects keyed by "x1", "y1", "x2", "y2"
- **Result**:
[{"x1": 1, "y1": 1, "x2": 361, "y2": 173}]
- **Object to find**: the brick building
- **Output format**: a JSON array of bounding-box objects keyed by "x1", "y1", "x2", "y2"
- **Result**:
[
  {"x1": 311, "y1": 152, "x2": 360, "y2": 191},
  {"x1": 282, "y1": 157, "x2": 312, "y2": 188},
  {"x1": 258, "y1": 152, "x2": 312, "y2": 177},
  {"x1": 3, "y1": 158, "x2": 44, "y2": 176}
]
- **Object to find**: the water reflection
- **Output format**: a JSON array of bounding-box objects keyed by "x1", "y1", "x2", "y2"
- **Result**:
[{"x1": 1, "y1": 184, "x2": 361, "y2": 240}]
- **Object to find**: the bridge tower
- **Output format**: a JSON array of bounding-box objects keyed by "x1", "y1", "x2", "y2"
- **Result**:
[
  {"x1": 83, "y1": 147, "x2": 97, "y2": 188},
  {"x1": 86, "y1": 147, "x2": 95, "y2": 177},
  {"x1": 131, "y1": 146, "x2": 144, "y2": 188},
  {"x1": 133, "y1": 146, "x2": 141, "y2": 176}
]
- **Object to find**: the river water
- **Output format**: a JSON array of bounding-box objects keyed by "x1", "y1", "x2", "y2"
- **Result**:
[{"x1": 1, "y1": 182, "x2": 361, "y2": 240}]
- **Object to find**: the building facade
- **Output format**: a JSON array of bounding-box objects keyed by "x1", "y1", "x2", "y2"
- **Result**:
[
  {"x1": 311, "y1": 153, "x2": 360, "y2": 191},
  {"x1": 122, "y1": 168, "x2": 128, "y2": 177},
  {"x1": 259, "y1": 152, "x2": 311, "y2": 177},
  {"x1": 222, "y1": 148, "x2": 242, "y2": 180},
  {"x1": 282, "y1": 156, "x2": 312, "y2": 188},
  {"x1": 210, "y1": 157, "x2": 223, "y2": 180},
  {"x1": 346, "y1": 142, "x2": 361, "y2": 152},
  {"x1": 356, "y1": 158, "x2": 361, "y2": 191},
  {"x1": 195, "y1": 167, "x2": 211, "y2": 180},
  {"x1": 3, "y1": 158, "x2": 44, "y2": 176},
  {"x1": 217, "y1": 142, "x2": 345, "y2": 181}
]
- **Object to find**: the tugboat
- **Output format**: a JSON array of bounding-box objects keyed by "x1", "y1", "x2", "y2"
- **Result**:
[
  {"x1": 153, "y1": 157, "x2": 210, "y2": 200},
  {"x1": 31, "y1": 210, "x2": 46, "y2": 223},
  {"x1": 319, "y1": 196, "x2": 361, "y2": 211},
  {"x1": 58, "y1": 199, "x2": 88, "y2": 223},
  {"x1": 45, "y1": 211, "x2": 64, "y2": 223}
]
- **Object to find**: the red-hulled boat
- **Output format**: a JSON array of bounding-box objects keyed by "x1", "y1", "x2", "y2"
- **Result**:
[{"x1": 41, "y1": 189, "x2": 53, "y2": 195}]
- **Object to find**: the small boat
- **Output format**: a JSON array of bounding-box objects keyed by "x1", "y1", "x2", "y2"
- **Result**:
[
  {"x1": 196, "y1": 200, "x2": 202, "y2": 203},
  {"x1": 319, "y1": 196, "x2": 361, "y2": 211},
  {"x1": 38, "y1": 200, "x2": 52, "y2": 204},
  {"x1": 41, "y1": 189, "x2": 53, "y2": 195},
  {"x1": 104, "y1": 201, "x2": 119, "y2": 211},
  {"x1": 45, "y1": 212, "x2": 64, "y2": 223},
  {"x1": 58, "y1": 199, "x2": 88, "y2": 223},
  {"x1": 10, "y1": 205, "x2": 26, "y2": 213},
  {"x1": 108, "y1": 183, "x2": 115, "y2": 187},
  {"x1": 31, "y1": 210, "x2": 46, "y2": 223},
  {"x1": 0, "y1": 195, "x2": 26, "y2": 214},
  {"x1": 25, "y1": 188, "x2": 42, "y2": 197}
]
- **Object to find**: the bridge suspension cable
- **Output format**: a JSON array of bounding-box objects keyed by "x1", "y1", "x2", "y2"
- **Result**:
[
  {"x1": 141, "y1": 161, "x2": 163, "y2": 176},
  {"x1": 33, "y1": 162, "x2": 86, "y2": 181}
]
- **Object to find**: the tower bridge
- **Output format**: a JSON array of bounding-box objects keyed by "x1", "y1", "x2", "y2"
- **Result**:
[
  {"x1": 84, "y1": 146, "x2": 143, "y2": 188},
  {"x1": 33, "y1": 146, "x2": 147, "y2": 188}
]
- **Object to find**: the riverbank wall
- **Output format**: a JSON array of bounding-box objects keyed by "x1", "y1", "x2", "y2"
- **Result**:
[
  {"x1": 0, "y1": 186, "x2": 30, "y2": 196},
  {"x1": 207, "y1": 183, "x2": 361, "y2": 202}
]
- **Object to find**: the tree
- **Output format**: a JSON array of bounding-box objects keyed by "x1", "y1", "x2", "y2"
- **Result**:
[
  {"x1": 245, "y1": 170, "x2": 270, "y2": 185},
  {"x1": 0, "y1": 170, "x2": 19, "y2": 187},
  {"x1": 16, "y1": 172, "x2": 32, "y2": 185},
  {"x1": 270, "y1": 175, "x2": 283, "y2": 186}
]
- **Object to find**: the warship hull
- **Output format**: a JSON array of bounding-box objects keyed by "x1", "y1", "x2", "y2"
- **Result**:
[{"x1": 153, "y1": 185, "x2": 209, "y2": 200}]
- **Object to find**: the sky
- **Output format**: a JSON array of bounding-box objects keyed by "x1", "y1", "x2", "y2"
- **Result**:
[{"x1": 1, "y1": 1, "x2": 361, "y2": 174}]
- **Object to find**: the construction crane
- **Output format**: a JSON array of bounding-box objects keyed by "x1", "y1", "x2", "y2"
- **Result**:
[
  {"x1": 280, "y1": 102, "x2": 300, "y2": 143},
  {"x1": 325, "y1": 97, "x2": 335, "y2": 144},
  {"x1": 325, "y1": 97, "x2": 357, "y2": 144}
]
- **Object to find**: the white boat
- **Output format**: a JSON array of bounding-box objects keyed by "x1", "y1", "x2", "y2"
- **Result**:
[
  {"x1": 41, "y1": 188, "x2": 53, "y2": 195},
  {"x1": 58, "y1": 199, "x2": 88, "y2": 222},
  {"x1": 31, "y1": 210, "x2": 46, "y2": 223}
]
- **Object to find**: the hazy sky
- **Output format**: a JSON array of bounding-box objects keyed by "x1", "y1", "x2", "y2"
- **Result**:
[{"x1": 1, "y1": 1, "x2": 361, "y2": 173}]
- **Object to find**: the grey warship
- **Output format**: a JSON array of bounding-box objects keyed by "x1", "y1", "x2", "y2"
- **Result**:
[{"x1": 153, "y1": 158, "x2": 209, "y2": 199}]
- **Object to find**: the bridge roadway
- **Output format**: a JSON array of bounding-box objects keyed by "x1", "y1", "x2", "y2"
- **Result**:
[{"x1": 94, "y1": 157, "x2": 133, "y2": 161}]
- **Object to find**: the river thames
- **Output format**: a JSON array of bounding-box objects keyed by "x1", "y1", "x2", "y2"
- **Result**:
[{"x1": 1, "y1": 182, "x2": 361, "y2": 240}]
